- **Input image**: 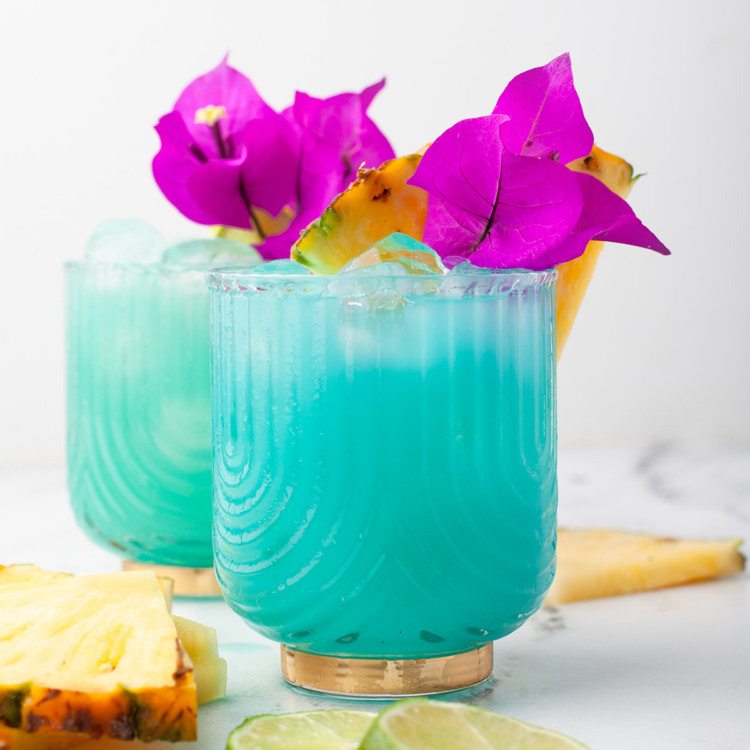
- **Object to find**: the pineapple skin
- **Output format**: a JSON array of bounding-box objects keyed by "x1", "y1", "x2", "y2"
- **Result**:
[
  {"x1": 291, "y1": 154, "x2": 427, "y2": 274},
  {"x1": 0, "y1": 641, "x2": 196, "y2": 742}
]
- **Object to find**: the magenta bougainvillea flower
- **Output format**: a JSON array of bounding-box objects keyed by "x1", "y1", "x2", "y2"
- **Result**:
[
  {"x1": 409, "y1": 53, "x2": 670, "y2": 269},
  {"x1": 153, "y1": 57, "x2": 394, "y2": 258},
  {"x1": 259, "y1": 80, "x2": 395, "y2": 259}
]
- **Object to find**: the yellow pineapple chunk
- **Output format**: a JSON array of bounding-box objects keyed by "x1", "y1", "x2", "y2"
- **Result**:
[
  {"x1": 173, "y1": 616, "x2": 227, "y2": 704},
  {"x1": 0, "y1": 572, "x2": 196, "y2": 742},
  {"x1": 547, "y1": 529, "x2": 745, "y2": 604},
  {"x1": 291, "y1": 154, "x2": 427, "y2": 274}
]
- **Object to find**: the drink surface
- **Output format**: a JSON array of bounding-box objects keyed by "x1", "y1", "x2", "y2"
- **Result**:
[
  {"x1": 66, "y1": 263, "x2": 213, "y2": 567},
  {"x1": 212, "y1": 271, "x2": 558, "y2": 659}
]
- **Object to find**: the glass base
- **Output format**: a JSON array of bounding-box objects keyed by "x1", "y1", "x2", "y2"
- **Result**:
[
  {"x1": 121, "y1": 560, "x2": 221, "y2": 598},
  {"x1": 279, "y1": 644, "x2": 493, "y2": 698}
]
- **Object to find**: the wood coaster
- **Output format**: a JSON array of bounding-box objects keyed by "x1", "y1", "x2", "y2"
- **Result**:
[
  {"x1": 280, "y1": 643, "x2": 492, "y2": 697},
  {"x1": 122, "y1": 560, "x2": 222, "y2": 597}
]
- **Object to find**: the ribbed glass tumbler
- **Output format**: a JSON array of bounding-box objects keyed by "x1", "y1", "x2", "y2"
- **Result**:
[
  {"x1": 209, "y1": 267, "x2": 558, "y2": 696},
  {"x1": 66, "y1": 262, "x2": 213, "y2": 570}
]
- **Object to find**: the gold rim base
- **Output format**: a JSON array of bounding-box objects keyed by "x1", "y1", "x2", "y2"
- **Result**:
[
  {"x1": 121, "y1": 560, "x2": 222, "y2": 598},
  {"x1": 280, "y1": 644, "x2": 493, "y2": 698}
]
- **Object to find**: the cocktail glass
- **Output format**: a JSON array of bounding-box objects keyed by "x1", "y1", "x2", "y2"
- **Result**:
[
  {"x1": 209, "y1": 265, "x2": 558, "y2": 696},
  {"x1": 66, "y1": 256, "x2": 225, "y2": 589}
]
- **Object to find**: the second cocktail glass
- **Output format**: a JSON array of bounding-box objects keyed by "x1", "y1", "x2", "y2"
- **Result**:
[{"x1": 210, "y1": 265, "x2": 558, "y2": 696}]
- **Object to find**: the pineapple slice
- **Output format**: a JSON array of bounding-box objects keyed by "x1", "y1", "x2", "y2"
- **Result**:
[
  {"x1": 0, "y1": 566, "x2": 222, "y2": 706},
  {"x1": 556, "y1": 146, "x2": 636, "y2": 357},
  {"x1": 0, "y1": 572, "x2": 196, "y2": 743},
  {"x1": 547, "y1": 529, "x2": 745, "y2": 605},
  {"x1": 291, "y1": 154, "x2": 427, "y2": 274}
]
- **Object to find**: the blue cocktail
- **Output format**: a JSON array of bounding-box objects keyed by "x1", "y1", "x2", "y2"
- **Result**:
[
  {"x1": 66, "y1": 222, "x2": 259, "y2": 577},
  {"x1": 210, "y1": 262, "x2": 557, "y2": 695}
]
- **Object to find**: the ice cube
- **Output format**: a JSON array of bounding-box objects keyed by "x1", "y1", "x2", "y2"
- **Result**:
[
  {"x1": 339, "y1": 232, "x2": 447, "y2": 276},
  {"x1": 85, "y1": 219, "x2": 166, "y2": 264},
  {"x1": 162, "y1": 238, "x2": 262, "y2": 269},
  {"x1": 251, "y1": 259, "x2": 314, "y2": 275},
  {"x1": 328, "y1": 260, "x2": 409, "y2": 301},
  {"x1": 338, "y1": 261, "x2": 410, "y2": 278}
]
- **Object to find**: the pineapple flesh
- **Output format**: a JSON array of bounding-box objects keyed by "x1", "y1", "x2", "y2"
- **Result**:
[
  {"x1": 0, "y1": 565, "x2": 174, "y2": 612},
  {"x1": 291, "y1": 154, "x2": 427, "y2": 274},
  {"x1": 547, "y1": 529, "x2": 745, "y2": 605},
  {"x1": 0, "y1": 565, "x2": 70, "y2": 587},
  {"x1": 0, "y1": 572, "x2": 197, "y2": 743}
]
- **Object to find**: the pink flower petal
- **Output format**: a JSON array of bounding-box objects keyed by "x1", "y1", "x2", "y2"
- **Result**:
[
  {"x1": 493, "y1": 52, "x2": 593, "y2": 164},
  {"x1": 174, "y1": 56, "x2": 274, "y2": 160},
  {"x1": 152, "y1": 112, "x2": 218, "y2": 225},
  {"x1": 411, "y1": 116, "x2": 584, "y2": 270},
  {"x1": 187, "y1": 158, "x2": 253, "y2": 230},
  {"x1": 554, "y1": 172, "x2": 671, "y2": 259},
  {"x1": 239, "y1": 113, "x2": 300, "y2": 217}
]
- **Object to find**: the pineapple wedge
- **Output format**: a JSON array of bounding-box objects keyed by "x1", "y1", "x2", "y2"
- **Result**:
[
  {"x1": 289, "y1": 144, "x2": 640, "y2": 359},
  {"x1": 0, "y1": 572, "x2": 196, "y2": 742},
  {"x1": 291, "y1": 154, "x2": 427, "y2": 274},
  {"x1": 0, "y1": 566, "x2": 224, "y2": 707},
  {"x1": 547, "y1": 529, "x2": 745, "y2": 604}
]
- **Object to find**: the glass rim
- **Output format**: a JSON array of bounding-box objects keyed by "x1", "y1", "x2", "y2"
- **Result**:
[
  {"x1": 208, "y1": 266, "x2": 558, "y2": 295},
  {"x1": 64, "y1": 259, "x2": 250, "y2": 274}
]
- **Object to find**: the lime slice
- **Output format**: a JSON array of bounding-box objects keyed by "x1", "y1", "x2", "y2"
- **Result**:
[
  {"x1": 226, "y1": 710, "x2": 376, "y2": 750},
  {"x1": 360, "y1": 699, "x2": 590, "y2": 750}
]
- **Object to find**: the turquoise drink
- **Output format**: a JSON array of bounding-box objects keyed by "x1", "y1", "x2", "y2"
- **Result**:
[
  {"x1": 211, "y1": 265, "x2": 557, "y2": 694},
  {"x1": 66, "y1": 261, "x2": 213, "y2": 567}
]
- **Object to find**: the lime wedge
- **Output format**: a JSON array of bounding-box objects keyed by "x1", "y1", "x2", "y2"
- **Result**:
[
  {"x1": 226, "y1": 710, "x2": 376, "y2": 750},
  {"x1": 359, "y1": 699, "x2": 590, "y2": 750}
]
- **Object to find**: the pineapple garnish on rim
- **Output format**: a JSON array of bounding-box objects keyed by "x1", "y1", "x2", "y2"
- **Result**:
[
  {"x1": 291, "y1": 154, "x2": 427, "y2": 274},
  {"x1": 547, "y1": 529, "x2": 745, "y2": 605},
  {"x1": 0, "y1": 571, "x2": 197, "y2": 743},
  {"x1": 290, "y1": 144, "x2": 642, "y2": 358}
]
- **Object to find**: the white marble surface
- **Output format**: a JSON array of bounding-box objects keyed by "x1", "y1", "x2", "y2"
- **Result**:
[{"x1": 1, "y1": 443, "x2": 748, "y2": 749}]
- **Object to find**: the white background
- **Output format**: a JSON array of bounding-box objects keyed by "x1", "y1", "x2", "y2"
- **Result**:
[{"x1": 0, "y1": 0, "x2": 748, "y2": 469}]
